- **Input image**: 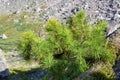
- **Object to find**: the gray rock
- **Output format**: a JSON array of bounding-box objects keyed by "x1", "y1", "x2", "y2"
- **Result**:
[
  {"x1": 114, "y1": 59, "x2": 120, "y2": 79},
  {"x1": 0, "y1": 34, "x2": 8, "y2": 39},
  {"x1": 0, "y1": 49, "x2": 9, "y2": 79}
]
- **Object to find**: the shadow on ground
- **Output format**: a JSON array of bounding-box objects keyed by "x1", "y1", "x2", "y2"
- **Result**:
[
  {"x1": 0, "y1": 69, "x2": 9, "y2": 80},
  {"x1": 8, "y1": 68, "x2": 48, "y2": 80},
  {"x1": 0, "y1": 67, "x2": 116, "y2": 80}
]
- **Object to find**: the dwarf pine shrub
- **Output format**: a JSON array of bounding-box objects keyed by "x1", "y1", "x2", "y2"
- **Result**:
[
  {"x1": 44, "y1": 19, "x2": 88, "y2": 79},
  {"x1": 68, "y1": 11, "x2": 114, "y2": 63},
  {"x1": 18, "y1": 31, "x2": 40, "y2": 60},
  {"x1": 18, "y1": 11, "x2": 115, "y2": 80}
]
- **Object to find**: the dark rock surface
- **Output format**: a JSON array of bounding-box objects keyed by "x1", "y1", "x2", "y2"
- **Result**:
[
  {"x1": 114, "y1": 59, "x2": 120, "y2": 80},
  {"x1": 27, "y1": 70, "x2": 48, "y2": 80}
]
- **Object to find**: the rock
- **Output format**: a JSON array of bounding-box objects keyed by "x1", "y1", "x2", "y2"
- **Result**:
[
  {"x1": 27, "y1": 69, "x2": 48, "y2": 80},
  {"x1": 71, "y1": 7, "x2": 79, "y2": 14},
  {"x1": 0, "y1": 34, "x2": 8, "y2": 39},
  {"x1": 36, "y1": 7, "x2": 41, "y2": 13},
  {"x1": 2, "y1": 34, "x2": 7, "y2": 39},
  {"x1": 14, "y1": 19, "x2": 19, "y2": 24},
  {"x1": 106, "y1": 21, "x2": 120, "y2": 37},
  {"x1": 0, "y1": 49, "x2": 9, "y2": 79},
  {"x1": 113, "y1": 59, "x2": 120, "y2": 80}
]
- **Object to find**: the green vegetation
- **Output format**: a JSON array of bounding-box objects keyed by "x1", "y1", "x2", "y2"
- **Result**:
[
  {"x1": 18, "y1": 31, "x2": 40, "y2": 60},
  {"x1": 0, "y1": 12, "x2": 41, "y2": 50},
  {"x1": 18, "y1": 11, "x2": 116, "y2": 80}
]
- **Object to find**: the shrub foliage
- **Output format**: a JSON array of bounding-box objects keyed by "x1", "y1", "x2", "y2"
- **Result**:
[
  {"x1": 18, "y1": 31, "x2": 40, "y2": 60},
  {"x1": 18, "y1": 11, "x2": 115, "y2": 80}
]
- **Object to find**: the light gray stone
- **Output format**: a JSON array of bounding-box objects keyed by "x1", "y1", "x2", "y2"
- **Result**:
[{"x1": 0, "y1": 34, "x2": 8, "y2": 39}]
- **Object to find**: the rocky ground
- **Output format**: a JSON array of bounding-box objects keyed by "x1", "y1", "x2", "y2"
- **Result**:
[
  {"x1": 0, "y1": 0, "x2": 120, "y2": 35},
  {"x1": 0, "y1": 49, "x2": 48, "y2": 80}
]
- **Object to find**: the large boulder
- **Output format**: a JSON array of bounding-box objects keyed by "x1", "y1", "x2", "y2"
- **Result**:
[{"x1": 0, "y1": 49, "x2": 9, "y2": 80}]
